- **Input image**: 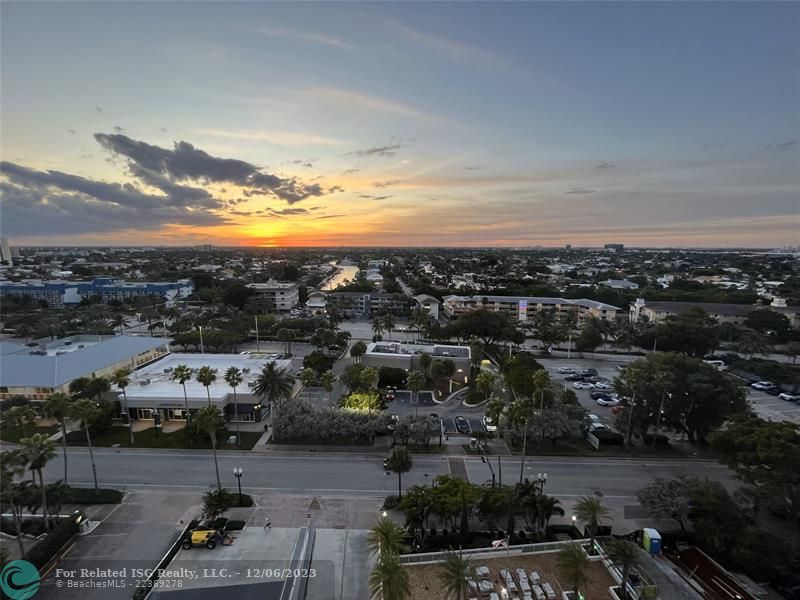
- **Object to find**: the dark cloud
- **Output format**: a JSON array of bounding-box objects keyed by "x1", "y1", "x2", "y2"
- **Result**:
[
  {"x1": 303, "y1": 162, "x2": 313, "y2": 168},
  {"x1": 113, "y1": 126, "x2": 126, "y2": 133},
  {"x1": 269, "y1": 207, "x2": 309, "y2": 216},
  {"x1": 68, "y1": 129, "x2": 77, "y2": 135},
  {"x1": 230, "y1": 210, "x2": 253, "y2": 216},
  {"x1": 328, "y1": 185, "x2": 344, "y2": 193},
  {"x1": 765, "y1": 140, "x2": 797, "y2": 151},
  {"x1": 359, "y1": 193, "x2": 393, "y2": 200},
  {"x1": 160, "y1": 127, "x2": 168, "y2": 133},
  {"x1": 315, "y1": 214, "x2": 345, "y2": 219},
  {"x1": 565, "y1": 187, "x2": 595, "y2": 194},
  {"x1": 596, "y1": 162, "x2": 615, "y2": 169},
  {"x1": 347, "y1": 144, "x2": 403, "y2": 157},
  {"x1": 95, "y1": 106, "x2": 103, "y2": 113},
  {"x1": 373, "y1": 179, "x2": 402, "y2": 189},
  {"x1": 94, "y1": 133, "x2": 327, "y2": 204},
  {"x1": 343, "y1": 168, "x2": 361, "y2": 174}
]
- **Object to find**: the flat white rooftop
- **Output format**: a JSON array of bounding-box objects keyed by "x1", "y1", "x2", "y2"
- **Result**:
[{"x1": 126, "y1": 353, "x2": 292, "y2": 401}]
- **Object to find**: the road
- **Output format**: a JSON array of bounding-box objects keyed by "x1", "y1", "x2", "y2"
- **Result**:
[{"x1": 42, "y1": 448, "x2": 734, "y2": 500}]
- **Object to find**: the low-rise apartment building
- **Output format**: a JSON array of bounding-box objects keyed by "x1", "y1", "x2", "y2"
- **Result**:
[
  {"x1": 629, "y1": 297, "x2": 800, "y2": 327},
  {"x1": 327, "y1": 292, "x2": 412, "y2": 317},
  {"x1": 441, "y1": 295, "x2": 620, "y2": 325},
  {"x1": 246, "y1": 279, "x2": 300, "y2": 313}
]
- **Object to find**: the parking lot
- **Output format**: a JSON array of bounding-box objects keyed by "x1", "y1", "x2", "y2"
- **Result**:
[{"x1": 747, "y1": 389, "x2": 800, "y2": 424}]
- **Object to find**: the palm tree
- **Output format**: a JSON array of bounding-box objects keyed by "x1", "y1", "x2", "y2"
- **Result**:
[
  {"x1": 72, "y1": 399, "x2": 100, "y2": 490},
  {"x1": 224, "y1": 366, "x2": 243, "y2": 446},
  {"x1": 5, "y1": 405, "x2": 36, "y2": 435},
  {"x1": 171, "y1": 364, "x2": 193, "y2": 425},
  {"x1": 557, "y1": 542, "x2": 591, "y2": 599},
  {"x1": 19, "y1": 434, "x2": 57, "y2": 532},
  {"x1": 383, "y1": 313, "x2": 395, "y2": 341},
  {"x1": 439, "y1": 550, "x2": 474, "y2": 600},
  {"x1": 475, "y1": 371, "x2": 496, "y2": 400},
  {"x1": 419, "y1": 352, "x2": 432, "y2": 380},
  {"x1": 252, "y1": 362, "x2": 294, "y2": 429},
  {"x1": 605, "y1": 540, "x2": 641, "y2": 600},
  {"x1": 574, "y1": 495, "x2": 611, "y2": 554},
  {"x1": 276, "y1": 328, "x2": 295, "y2": 355},
  {"x1": 43, "y1": 393, "x2": 73, "y2": 483},
  {"x1": 533, "y1": 494, "x2": 565, "y2": 535},
  {"x1": 110, "y1": 367, "x2": 134, "y2": 444},
  {"x1": 386, "y1": 446, "x2": 412, "y2": 499},
  {"x1": 371, "y1": 316, "x2": 385, "y2": 340},
  {"x1": 368, "y1": 552, "x2": 410, "y2": 600},
  {"x1": 299, "y1": 368, "x2": 318, "y2": 389},
  {"x1": 320, "y1": 370, "x2": 336, "y2": 402},
  {"x1": 350, "y1": 341, "x2": 367, "y2": 364},
  {"x1": 367, "y1": 516, "x2": 406, "y2": 557},
  {"x1": 0, "y1": 450, "x2": 33, "y2": 558},
  {"x1": 196, "y1": 366, "x2": 217, "y2": 405},
  {"x1": 407, "y1": 371, "x2": 425, "y2": 417},
  {"x1": 193, "y1": 405, "x2": 224, "y2": 491}
]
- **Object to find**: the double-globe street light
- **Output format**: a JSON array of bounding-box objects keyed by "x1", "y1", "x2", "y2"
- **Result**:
[{"x1": 233, "y1": 467, "x2": 244, "y2": 504}]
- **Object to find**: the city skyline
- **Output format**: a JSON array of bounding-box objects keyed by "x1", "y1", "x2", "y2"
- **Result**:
[{"x1": 1, "y1": 2, "x2": 798, "y2": 247}]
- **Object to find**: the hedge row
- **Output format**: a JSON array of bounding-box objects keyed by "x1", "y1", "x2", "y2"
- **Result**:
[
  {"x1": 63, "y1": 487, "x2": 125, "y2": 504},
  {"x1": 27, "y1": 518, "x2": 79, "y2": 569}
]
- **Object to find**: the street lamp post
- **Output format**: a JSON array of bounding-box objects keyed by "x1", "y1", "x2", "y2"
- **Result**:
[
  {"x1": 233, "y1": 467, "x2": 243, "y2": 504},
  {"x1": 199, "y1": 326, "x2": 205, "y2": 354}
]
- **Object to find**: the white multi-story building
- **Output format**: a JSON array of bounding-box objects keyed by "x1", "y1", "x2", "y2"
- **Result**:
[
  {"x1": 442, "y1": 295, "x2": 620, "y2": 325},
  {"x1": 246, "y1": 279, "x2": 299, "y2": 313}
]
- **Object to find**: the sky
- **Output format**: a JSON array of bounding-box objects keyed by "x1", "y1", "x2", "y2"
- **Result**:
[{"x1": 1, "y1": 1, "x2": 798, "y2": 248}]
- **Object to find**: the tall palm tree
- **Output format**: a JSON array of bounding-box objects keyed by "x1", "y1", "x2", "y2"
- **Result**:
[
  {"x1": 110, "y1": 368, "x2": 134, "y2": 444},
  {"x1": 383, "y1": 313, "x2": 395, "y2": 341},
  {"x1": 386, "y1": 446, "x2": 412, "y2": 499},
  {"x1": 475, "y1": 371, "x2": 496, "y2": 400},
  {"x1": 252, "y1": 362, "x2": 294, "y2": 427},
  {"x1": 320, "y1": 370, "x2": 336, "y2": 402},
  {"x1": 224, "y1": 366, "x2": 243, "y2": 446},
  {"x1": 371, "y1": 316, "x2": 385, "y2": 340},
  {"x1": 72, "y1": 399, "x2": 100, "y2": 490},
  {"x1": 0, "y1": 450, "x2": 33, "y2": 558},
  {"x1": 193, "y1": 405, "x2": 224, "y2": 491},
  {"x1": 276, "y1": 328, "x2": 295, "y2": 355},
  {"x1": 368, "y1": 553, "x2": 410, "y2": 600},
  {"x1": 419, "y1": 352, "x2": 433, "y2": 380},
  {"x1": 171, "y1": 364, "x2": 193, "y2": 425},
  {"x1": 557, "y1": 542, "x2": 591, "y2": 599},
  {"x1": 605, "y1": 540, "x2": 641, "y2": 600},
  {"x1": 574, "y1": 495, "x2": 611, "y2": 554},
  {"x1": 43, "y1": 393, "x2": 73, "y2": 483},
  {"x1": 19, "y1": 434, "x2": 57, "y2": 532},
  {"x1": 196, "y1": 366, "x2": 217, "y2": 405},
  {"x1": 438, "y1": 550, "x2": 474, "y2": 600},
  {"x1": 407, "y1": 371, "x2": 425, "y2": 417},
  {"x1": 367, "y1": 516, "x2": 406, "y2": 557},
  {"x1": 532, "y1": 494, "x2": 565, "y2": 535}
]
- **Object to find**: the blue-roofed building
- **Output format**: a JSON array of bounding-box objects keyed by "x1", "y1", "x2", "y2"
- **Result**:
[
  {"x1": 0, "y1": 335, "x2": 170, "y2": 402},
  {"x1": 0, "y1": 277, "x2": 193, "y2": 309}
]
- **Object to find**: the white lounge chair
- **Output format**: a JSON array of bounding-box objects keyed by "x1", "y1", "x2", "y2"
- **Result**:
[
  {"x1": 475, "y1": 565, "x2": 491, "y2": 579},
  {"x1": 542, "y1": 582, "x2": 556, "y2": 600}
]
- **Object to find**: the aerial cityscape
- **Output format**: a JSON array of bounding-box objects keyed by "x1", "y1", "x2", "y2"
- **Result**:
[{"x1": 0, "y1": 2, "x2": 799, "y2": 600}]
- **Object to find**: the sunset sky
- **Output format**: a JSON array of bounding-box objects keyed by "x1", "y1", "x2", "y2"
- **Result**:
[{"x1": 1, "y1": 1, "x2": 798, "y2": 247}]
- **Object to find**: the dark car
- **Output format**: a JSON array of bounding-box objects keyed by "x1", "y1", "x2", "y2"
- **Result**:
[
  {"x1": 590, "y1": 391, "x2": 612, "y2": 400},
  {"x1": 565, "y1": 374, "x2": 584, "y2": 382},
  {"x1": 455, "y1": 416, "x2": 470, "y2": 434},
  {"x1": 580, "y1": 368, "x2": 598, "y2": 377}
]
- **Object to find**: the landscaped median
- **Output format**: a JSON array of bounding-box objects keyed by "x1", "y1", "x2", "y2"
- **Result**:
[{"x1": 65, "y1": 426, "x2": 263, "y2": 450}]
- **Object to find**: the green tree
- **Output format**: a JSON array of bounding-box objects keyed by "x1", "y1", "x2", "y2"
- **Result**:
[
  {"x1": 194, "y1": 405, "x2": 225, "y2": 491},
  {"x1": 110, "y1": 367, "x2": 134, "y2": 444},
  {"x1": 252, "y1": 362, "x2": 294, "y2": 426},
  {"x1": 350, "y1": 340, "x2": 367, "y2": 364},
  {"x1": 637, "y1": 476, "x2": 692, "y2": 530},
  {"x1": 575, "y1": 318, "x2": 603, "y2": 352},
  {"x1": 735, "y1": 330, "x2": 769, "y2": 359},
  {"x1": 386, "y1": 446, "x2": 412, "y2": 499},
  {"x1": 5, "y1": 405, "x2": 36, "y2": 435},
  {"x1": 224, "y1": 366, "x2": 244, "y2": 446},
  {"x1": 407, "y1": 371, "x2": 425, "y2": 415},
  {"x1": 368, "y1": 552, "x2": 410, "y2": 600},
  {"x1": 0, "y1": 450, "x2": 34, "y2": 558},
  {"x1": 438, "y1": 550, "x2": 474, "y2": 600},
  {"x1": 419, "y1": 352, "x2": 433, "y2": 380},
  {"x1": 320, "y1": 370, "x2": 336, "y2": 402},
  {"x1": 605, "y1": 540, "x2": 641, "y2": 600},
  {"x1": 371, "y1": 316, "x2": 385, "y2": 340},
  {"x1": 196, "y1": 366, "x2": 217, "y2": 405},
  {"x1": 485, "y1": 398, "x2": 504, "y2": 432},
  {"x1": 383, "y1": 313, "x2": 395, "y2": 341},
  {"x1": 276, "y1": 328, "x2": 295, "y2": 355},
  {"x1": 43, "y1": 393, "x2": 73, "y2": 483},
  {"x1": 202, "y1": 488, "x2": 236, "y2": 521},
  {"x1": 171, "y1": 364, "x2": 193, "y2": 425},
  {"x1": 745, "y1": 309, "x2": 791, "y2": 338},
  {"x1": 19, "y1": 433, "x2": 57, "y2": 532},
  {"x1": 71, "y1": 399, "x2": 100, "y2": 489},
  {"x1": 556, "y1": 542, "x2": 592, "y2": 599},
  {"x1": 574, "y1": 495, "x2": 611, "y2": 553},
  {"x1": 367, "y1": 515, "x2": 406, "y2": 557},
  {"x1": 638, "y1": 308, "x2": 719, "y2": 357},
  {"x1": 475, "y1": 372, "x2": 496, "y2": 400}
]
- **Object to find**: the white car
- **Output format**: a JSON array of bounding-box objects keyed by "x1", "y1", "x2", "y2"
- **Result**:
[
  {"x1": 482, "y1": 415, "x2": 497, "y2": 432},
  {"x1": 556, "y1": 367, "x2": 576, "y2": 374},
  {"x1": 778, "y1": 392, "x2": 800, "y2": 402},
  {"x1": 751, "y1": 381, "x2": 777, "y2": 391},
  {"x1": 573, "y1": 382, "x2": 594, "y2": 390},
  {"x1": 595, "y1": 380, "x2": 613, "y2": 390},
  {"x1": 596, "y1": 397, "x2": 620, "y2": 407}
]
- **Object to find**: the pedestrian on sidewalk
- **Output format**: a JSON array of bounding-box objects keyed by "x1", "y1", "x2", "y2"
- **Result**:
[{"x1": 264, "y1": 516, "x2": 271, "y2": 529}]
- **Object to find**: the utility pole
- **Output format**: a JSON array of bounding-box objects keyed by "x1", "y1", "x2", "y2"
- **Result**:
[{"x1": 254, "y1": 316, "x2": 260, "y2": 352}]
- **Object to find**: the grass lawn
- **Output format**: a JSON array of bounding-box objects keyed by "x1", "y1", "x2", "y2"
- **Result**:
[
  {"x1": 65, "y1": 427, "x2": 262, "y2": 450},
  {"x1": 0, "y1": 424, "x2": 59, "y2": 444}
]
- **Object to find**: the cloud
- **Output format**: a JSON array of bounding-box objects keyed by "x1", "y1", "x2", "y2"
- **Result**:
[
  {"x1": 347, "y1": 144, "x2": 403, "y2": 158},
  {"x1": 95, "y1": 106, "x2": 103, "y2": 113},
  {"x1": 68, "y1": 129, "x2": 77, "y2": 134},
  {"x1": 113, "y1": 126, "x2": 126, "y2": 133},
  {"x1": 343, "y1": 168, "x2": 361, "y2": 174},
  {"x1": 464, "y1": 166, "x2": 482, "y2": 171},
  {"x1": 315, "y1": 214, "x2": 345, "y2": 219},
  {"x1": 359, "y1": 193, "x2": 393, "y2": 200},
  {"x1": 269, "y1": 207, "x2": 309, "y2": 217},
  {"x1": 95, "y1": 133, "x2": 327, "y2": 204},
  {"x1": 373, "y1": 179, "x2": 402, "y2": 189},
  {"x1": 308, "y1": 87, "x2": 445, "y2": 123},
  {"x1": 253, "y1": 25, "x2": 356, "y2": 50},
  {"x1": 765, "y1": 140, "x2": 797, "y2": 151},
  {"x1": 596, "y1": 163, "x2": 615, "y2": 169},
  {"x1": 195, "y1": 128, "x2": 346, "y2": 146},
  {"x1": 565, "y1": 187, "x2": 595, "y2": 194},
  {"x1": 160, "y1": 127, "x2": 168, "y2": 133}
]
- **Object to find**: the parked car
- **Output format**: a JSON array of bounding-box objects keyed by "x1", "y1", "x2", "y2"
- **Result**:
[
  {"x1": 385, "y1": 388, "x2": 396, "y2": 401},
  {"x1": 573, "y1": 382, "x2": 594, "y2": 390},
  {"x1": 556, "y1": 366, "x2": 576, "y2": 374},
  {"x1": 455, "y1": 416, "x2": 471, "y2": 434},
  {"x1": 595, "y1": 380, "x2": 614, "y2": 390},
  {"x1": 596, "y1": 397, "x2": 620, "y2": 407},
  {"x1": 580, "y1": 368, "x2": 598, "y2": 377},
  {"x1": 565, "y1": 374, "x2": 584, "y2": 382},
  {"x1": 482, "y1": 415, "x2": 497, "y2": 432},
  {"x1": 778, "y1": 392, "x2": 800, "y2": 402},
  {"x1": 751, "y1": 381, "x2": 777, "y2": 391},
  {"x1": 590, "y1": 391, "x2": 609, "y2": 400}
]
